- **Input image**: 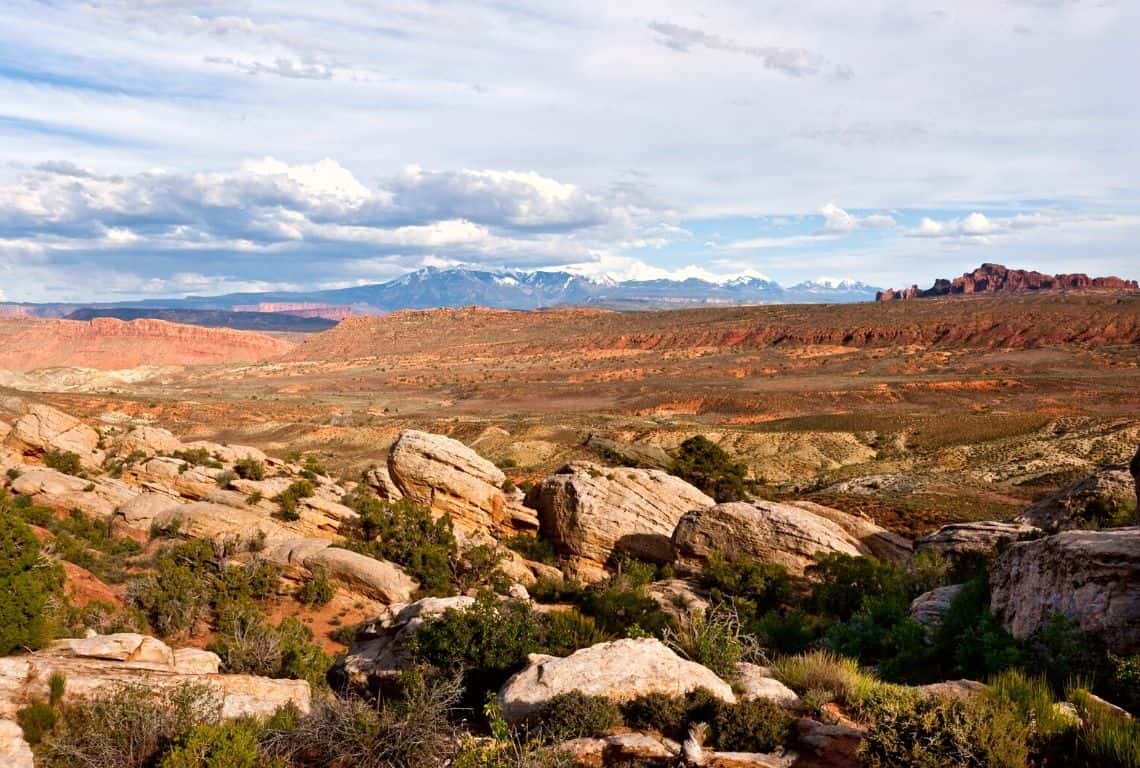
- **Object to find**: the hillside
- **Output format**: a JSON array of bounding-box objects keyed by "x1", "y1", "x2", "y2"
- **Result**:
[{"x1": 0, "y1": 317, "x2": 294, "y2": 371}]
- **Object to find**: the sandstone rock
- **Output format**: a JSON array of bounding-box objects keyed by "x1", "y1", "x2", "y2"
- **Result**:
[
  {"x1": 0, "y1": 634, "x2": 311, "y2": 720},
  {"x1": 909, "y1": 584, "x2": 965, "y2": 635},
  {"x1": 0, "y1": 420, "x2": 11, "y2": 443},
  {"x1": 735, "y1": 663, "x2": 800, "y2": 707},
  {"x1": 1017, "y1": 469, "x2": 1137, "y2": 530},
  {"x1": 152, "y1": 501, "x2": 286, "y2": 543},
  {"x1": 366, "y1": 462, "x2": 404, "y2": 500},
  {"x1": 174, "y1": 648, "x2": 222, "y2": 675},
  {"x1": 11, "y1": 468, "x2": 137, "y2": 519},
  {"x1": 918, "y1": 679, "x2": 987, "y2": 699},
  {"x1": 672, "y1": 501, "x2": 866, "y2": 576},
  {"x1": 916, "y1": 521, "x2": 1039, "y2": 560},
  {"x1": 8, "y1": 404, "x2": 104, "y2": 469},
  {"x1": 58, "y1": 633, "x2": 175, "y2": 666},
  {"x1": 338, "y1": 596, "x2": 476, "y2": 687},
  {"x1": 303, "y1": 547, "x2": 418, "y2": 604},
  {"x1": 527, "y1": 461, "x2": 713, "y2": 581},
  {"x1": 990, "y1": 529, "x2": 1140, "y2": 654},
  {"x1": 785, "y1": 500, "x2": 912, "y2": 564},
  {"x1": 646, "y1": 578, "x2": 711, "y2": 623},
  {"x1": 388, "y1": 430, "x2": 511, "y2": 534},
  {"x1": 795, "y1": 718, "x2": 865, "y2": 764},
  {"x1": 0, "y1": 720, "x2": 33, "y2": 768},
  {"x1": 116, "y1": 491, "x2": 183, "y2": 530},
  {"x1": 499, "y1": 638, "x2": 735, "y2": 722},
  {"x1": 115, "y1": 425, "x2": 183, "y2": 456},
  {"x1": 584, "y1": 434, "x2": 673, "y2": 470},
  {"x1": 707, "y1": 750, "x2": 798, "y2": 767}
]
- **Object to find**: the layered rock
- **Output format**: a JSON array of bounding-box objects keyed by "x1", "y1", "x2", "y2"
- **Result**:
[
  {"x1": 1017, "y1": 468, "x2": 1137, "y2": 530},
  {"x1": 877, "y1": 263, "x2": 1139, "y2": 301},
  {"x1": 916, "y1": 521, "x2": 1038, "y2": 560},
  {"x1": 0, "y1": 633, "x2": 310, "y2": 721},
  {"x1": 499, "y1": 638, "x2": 735, "y2": 722},
  {"x1": 671, "y1": 501, "x2": 870, "y2": 576},
  {"x1": 387, "y1": 430, "x2": 515, "y2": 535},
  {"x1": 7, "y1": 403, "x2": 104, "y2": 469},
  {"x1": 9, "y1": 467, "x2": 136, "y2": 518},
  {"x1": 989, "y1": 528, "x2": 1140, "y2": 653},
  {"x1": 526, "y1": 461, "x2": 713, "y2": 581},
  {"x1": 909, "y1": 584, "x2": 965, "y2": 635},
  {"x1": 784, "y1": 500, "x2": 911, "y2": 563}
]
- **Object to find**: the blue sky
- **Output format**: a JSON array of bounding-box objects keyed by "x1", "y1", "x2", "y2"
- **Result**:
[{"x1": 0, "y1": 0, "x2": 1137, "y2": 301}]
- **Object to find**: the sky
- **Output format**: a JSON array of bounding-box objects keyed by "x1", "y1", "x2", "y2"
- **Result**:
[{"x1": 0, "y1": 0, "x2": 1138, "y2": 302}]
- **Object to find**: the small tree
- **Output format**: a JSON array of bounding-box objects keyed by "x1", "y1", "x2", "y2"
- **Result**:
[
  {"x1": 671, "y1": 436, "x2": 753, "y2": 502},
  {"x1": 0, "y1": 503, "x2": 65, "y2": 654}
]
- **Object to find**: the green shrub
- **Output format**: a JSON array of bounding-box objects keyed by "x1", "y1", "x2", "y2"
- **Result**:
[
  {"x1": 44, "y1": 449, "x2": 85, "y2": 477},
  {"x1": 215, "y1": 470, "x2": 236, "y2": 489},
  {"x1": 525, "y1": 692, "x2": 622, "y2": 740},
  {"x1": 933, "y1": 575, "x2": 1022, "y2": 681},
  {"x1": 0, "y1": 503, "x2": 65, "y2": 654},
  {"x1": 808, "y1": 553, "x2": 907, "y2": 621},
  {"x1": 17, "y1": 701, "x2": 57, "y2": 745},
  {"x1": 40, "y1": 682, "x2": 219, "y2": 768},
  {"x1": 210, "y1": 602, "x2": 332, "y2": 690},
  {"x1": 1106, "y1": 654, "x2": 1140, "y2": 716},
  {"x1": 619, "y1": 689, "x2": 721, "y2": 741},
  {"x1": 671, "y1": 435, "x2": 753, "y2": 502},
  {"x1": 986, "y1": 669, "x2": 1076, "y2": 760},
  {"x1": 1024, "y1": 613, "x2": 1103, "y2": 693},
  {"x1": 263, "y1": 677, "x2": 461, "y2": 768},
  {"x1": 711, "y1": 697, "x2": 791, "y2": 753},
  {"x1": 341, "y1": 490, "x2": 457, "y2": 595},
  {"x1": 858, "y1": 692, "x2": 1031, "y2": 768},
  {"x1": 1070, "y1": 687, "x2": 1140, "y2": 768},
  {"x1": 755, "y1": 609, "x2": 826, "y2": 655},
  {"x1": 158, "y1": 720, "x2": 262, "y2": 768},
  {"x1": 453, "y1": 543, "x2": 507, "y2": 593},
  {"x1": 534, "y1": 609, "x2": 610, "y2": 657},
  {"x1": 771, "y1": 650, "x2": 877, "y2": 707},
  {"x1": 503, "y1": 534, "x2": 559, "y2": 566},
  {"x1": 662, "y1": 603, "x2": 751, "y2": 677},
  {"x1": 297, "y1": 568, "x2": 336, "y2": 607},
  {"x1": 410, "y1": 592, "x2": 539, "y2": 707},
  {"x1": 233, "y1": 458, "x2": 266, "y2": 481},
  {"x1": 701, "y1": 554, "x2": 791, "y2": 611},
  {"x1": 273, "y1": 479, "x2": 314, "y2": 522},
  {"x1": 170, "y1": 448, "x2": 223, "y2": 469}
]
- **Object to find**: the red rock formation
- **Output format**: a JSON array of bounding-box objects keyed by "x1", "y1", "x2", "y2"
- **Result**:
[
  {"x1": 0, "y1": 317, "x2": 294, "y2": 371},
  {"x1": 877, "y1": 263, "x2": 1138, "y2": 301}
]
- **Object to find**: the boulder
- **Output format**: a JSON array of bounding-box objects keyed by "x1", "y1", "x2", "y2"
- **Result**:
[
  {"x1": 338, "y1": 596, "x2": 476, "y2": 688},
  {"x1": 365, "y1": 463, "x2": 404, "y2": 500},
  {"x1": 918, "y1": 679, "x2": 987, "y2": 699},
  {"x1": 114, "y1": 425, "x2": 183, "y2": 456},
  {"x1": 916, "y1": 521, "x2": 1039, "y2": 561},
  {"x1": 784, "y1": 500, "x2": 912, "y2": 564},
  {"x1": 646, "y1": 578, "x2": 711, "y2": 623},
  {"x1": 499, "y1": 638, "x2": 735, "y2": 722},
  {"x1": 1017, "y1": 468, "x2": 1137, "y2": 530},
  {"x1": 990, "y1": 528, "x2": 1140, "y2": 654},
  {"x1": 0, "y1": 720, "x2": 33, "y2": 768},
  {"x1": 0, "y1": 420, "x2": 11, "y2": 443},
  {"x1": 672, "y1": 501, "x2": 866, "y2": 576},
  {"x1": 8, "y1": 404, "x2": 104, "y2": 469},
  {"x1": 387, "y1": 430, "x2": 511, "y2": 534},
  {"x1": 909, "y1": 584, "x2": 965, "y2": 635},
  {"x1": 152, "y1": 501, "x2": 286, "y2": 543},
  {"x1": 10, "y1": 468, "x2": 136, "y2": 519},
  {"x1": 0, "y1": 633, "x2": 310, "y2": 720},
  {"x1": 526, "y1": 461, "x2": 713, "y2": 581},
  {"x1": 303, "y1": 547, "x2": 419, "y2": 604},
  {"x1": 734, "y1": 663, "x2": 800, "y2": 707},
  {"x1": 115, "y1": 491, "x2": 183, "y2": 531},
  {"x1": 174, "y1": 648, "x2": 222, "y2": 675}
]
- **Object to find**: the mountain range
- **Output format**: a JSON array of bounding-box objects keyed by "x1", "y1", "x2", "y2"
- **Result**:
[{"x1": 0, "y1": 268, "x2": 884, "y2": 318}]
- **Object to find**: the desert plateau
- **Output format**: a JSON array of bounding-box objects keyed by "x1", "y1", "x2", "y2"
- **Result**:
[{"x1": 3, "y1": 3, "x2": 1140, "y2": 766}]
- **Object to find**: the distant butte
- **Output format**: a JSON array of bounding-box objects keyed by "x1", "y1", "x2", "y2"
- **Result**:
[
  {"x1": 876, "y1": 263, "x2": 1138, "y2": 301},
  {"x1": 0, "y1": 316, "x2": 294, "y2": 371}
]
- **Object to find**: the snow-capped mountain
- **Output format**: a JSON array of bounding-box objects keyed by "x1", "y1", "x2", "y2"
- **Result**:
[{"x1": 11, "y1": 268, "x2": 884, "y2": 316}]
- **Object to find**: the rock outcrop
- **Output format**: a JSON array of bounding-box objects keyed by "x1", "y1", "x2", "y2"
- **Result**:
[
  {"x1": 10, "y1": 467, "x2": 136, "y2": 518},
  {"x1": 916, "y1": 521, "x2": 1038, "y2": 561},
  {"x1": 989, "y1": 529, "x2": 1140, "y2": 653},
  {"x1": 909, "y1": 584, "x2": 965, "y2": 635},
  {"x1": 784, "y1": 500, "x2": 912, "y2": 563},
  {"x1": 0, "y1": 633, "x2": 310, "y2": 721},
  {"x1": 7, "y1": 403, "x2": 104, "y2": 469},
  {"x1": 671, "y1": 501, "x2": 871, "y2": 576},
  {"x1": 387, "y1": 430, "x2": 516, "y2": 535},
  {"x1": 1017, "y1": 468, "x2": 1136, "y2": 530},
  {"x1": 526, "y1": 461, "x2": 713, "y2": 581},
  {"x1": 0, "y1": 720, "x2": 33, "y2": 768},
  {"x1": 499, "y1": 638, "x2": 735, "y2": 722},
  {"x1": 734, "y1": 663, "x2": 800, "y2": 707},
  {"x1": 876, "y1": 263, "x2": 1139, "y2": 302}
]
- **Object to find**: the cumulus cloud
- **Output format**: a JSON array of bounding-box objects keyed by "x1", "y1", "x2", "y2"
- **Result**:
[
  {"x1": 819, "y1": 203, "x2": 897, "y2": 232},
  {"x1": 648, "y1": 22, "x2": 843, "y2": 79}
]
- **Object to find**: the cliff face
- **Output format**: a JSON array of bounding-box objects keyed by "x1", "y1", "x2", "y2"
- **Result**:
[
  {"x1": 0, "y1": 317, "x2": 294, "y2": 371},
  {"x1": 877, "y1": 263, "x2": 1138, "y2": 301}
]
